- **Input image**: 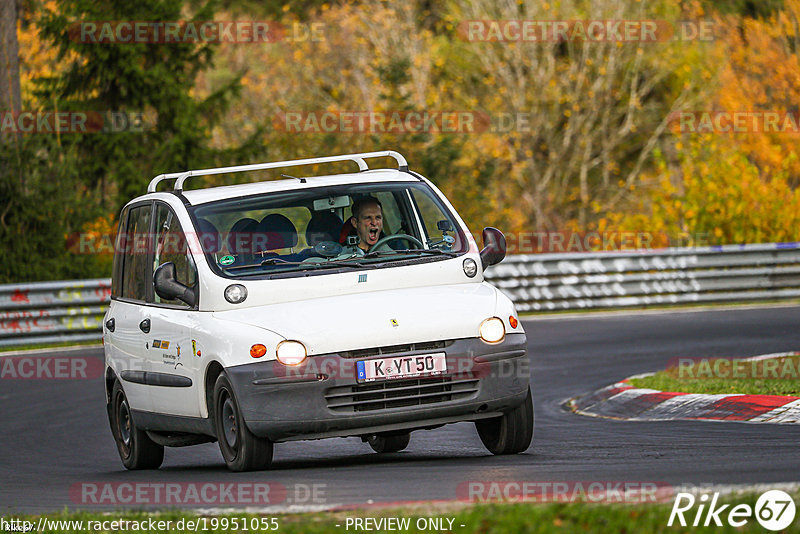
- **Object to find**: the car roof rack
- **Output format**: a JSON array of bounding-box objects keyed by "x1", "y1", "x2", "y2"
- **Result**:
[{"x1": 147, "y1": 150, "x2": 409, "y2": 193}]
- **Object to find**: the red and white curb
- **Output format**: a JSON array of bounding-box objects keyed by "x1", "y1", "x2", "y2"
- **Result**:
[{"x1": 567, "y1": 352, "x2": 800, "y2": 424}]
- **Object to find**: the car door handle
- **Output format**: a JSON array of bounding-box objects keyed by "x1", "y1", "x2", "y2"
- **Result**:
[
  {"x1": 105, "y1": 318, "x2": 115, "y2": 332},
  {"x1": 139, "y1": 318, "x2": 151, "y2": 333}
]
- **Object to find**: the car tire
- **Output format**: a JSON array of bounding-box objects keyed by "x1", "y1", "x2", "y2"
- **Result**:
[
  {"x1": 367, "y1": 432, "x2": 411, "y2": 453},
  {"x1": 475, "y1": 386, "x2": 533, "y2": 455},
  {"x1": 213, "y1": 373, "x2": 273, "y2": 472},
  {"x1": 110, "y1": 381, "x2": 164, "y2": 470}
]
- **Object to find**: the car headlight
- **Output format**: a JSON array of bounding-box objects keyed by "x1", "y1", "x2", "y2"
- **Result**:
[
  {"x1": 275, "y1": 340, "x2": 307, "y2": 366},
  {"x1": 479, "y1": 317, "x2": 505, "y2": 344}
]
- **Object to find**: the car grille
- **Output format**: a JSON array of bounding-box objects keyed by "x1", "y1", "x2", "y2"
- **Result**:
[
  {"x1": 338, "y1": 340, "x2": 454, "y2": 359},
  {"x1": 324, "y1": 376, "x2": 479, "y2": 413}
]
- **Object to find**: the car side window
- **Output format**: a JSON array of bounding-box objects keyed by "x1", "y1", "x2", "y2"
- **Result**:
[
  {"x1": 121, "y1": 204, "x2": 152, "y2": 301},
  {"x1": 153, "y1": 203, "x2": 197, "y2": 307},
  {"x1": 411, "y1": 189, "x2": 463, "y2": 251}
]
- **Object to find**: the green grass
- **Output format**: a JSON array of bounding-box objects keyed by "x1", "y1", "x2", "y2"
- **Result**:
[
  {"x1": 5, "y1": 493, "x2": 800, "y2": 533},
  {"x1": 628, "y1": 355, "x2": 800, "y2": 396}
]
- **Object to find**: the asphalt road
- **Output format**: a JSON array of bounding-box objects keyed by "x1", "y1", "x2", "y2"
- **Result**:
[{"x1": 2, "y1": 305, "x2": 800, "y2": 513}]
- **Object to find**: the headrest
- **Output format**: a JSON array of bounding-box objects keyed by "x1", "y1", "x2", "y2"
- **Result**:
[
  {"x1": 226, "y1": 218, "x2": 259, "y2": 254},
  {"x1": 306, "y1": 211, "x2": 344, "y2": 247},
  {"x1": 195, "y1": 218, "x2": 222, "y2": 254},
  {"x1": 259, "y1": 214, "x2": 298, "y2": 250}
]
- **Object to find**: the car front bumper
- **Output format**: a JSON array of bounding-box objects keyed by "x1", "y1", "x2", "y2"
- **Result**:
[{"x1": 226, "y1": 333, "x2": 529, "y2": 442}]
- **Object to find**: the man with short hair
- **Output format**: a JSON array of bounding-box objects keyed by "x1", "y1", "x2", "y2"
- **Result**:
[{"x1": 349, "y1": 196, "x2": 383, "y2": 251}]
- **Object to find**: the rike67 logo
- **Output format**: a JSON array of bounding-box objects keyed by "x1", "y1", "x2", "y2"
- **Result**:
[{"x1": 668, "y1": 490, "x2": 796, "y2": 531}]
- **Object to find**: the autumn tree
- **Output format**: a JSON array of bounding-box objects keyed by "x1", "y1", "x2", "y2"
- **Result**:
[
  {"x1": 611, "y1": 0, "x2": 800, "y2": 246},
  {"x1": 0, "y1": 0, "x2": 262, "y2": 282},
  {"x1": 204, "y1": 0, "x2": 713, "y2": 239},
  {"x1": 35, "y1": 0, "x2": 264, "y2": 208}
]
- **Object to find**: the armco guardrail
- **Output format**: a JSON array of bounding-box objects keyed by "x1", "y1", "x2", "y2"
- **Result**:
[
  {"x1": 0, "y1": 279, "x2": 110, "y2": 347},
  {"x1": 2, "y1": 243, "x2": 800, "y2": 347},
  {"x1": 484, "y1": 242, "x2": 800, "y2": 312}
]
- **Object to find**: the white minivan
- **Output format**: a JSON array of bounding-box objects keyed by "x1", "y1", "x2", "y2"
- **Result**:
[{"x1": 103, "y1": 151, "x2": 532, "y2": 471}]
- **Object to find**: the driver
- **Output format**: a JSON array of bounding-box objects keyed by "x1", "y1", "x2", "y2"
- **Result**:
[{"x1": 350, "y1": 196, "x2": 383, "y2": 251}]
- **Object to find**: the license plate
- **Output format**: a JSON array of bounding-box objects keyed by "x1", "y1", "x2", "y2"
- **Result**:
[{"x1": 356, "y1": 353, "x2": 447, "y2": 382}]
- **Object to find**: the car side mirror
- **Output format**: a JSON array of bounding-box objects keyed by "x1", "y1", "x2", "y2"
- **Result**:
[
  {"x1": 479, "y1": 227, "x2": 506, "y2": 269},
  {"x1": 154, "y1": 262, "x2": 197, "y2": 307}
]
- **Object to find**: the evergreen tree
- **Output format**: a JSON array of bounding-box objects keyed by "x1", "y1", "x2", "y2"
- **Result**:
[
  {"x1": 35, "y1": 0, "x2": 262, "y2": 210},
  {"x1": 0, "y1": 0, "x2": 264, "y2": 282}
]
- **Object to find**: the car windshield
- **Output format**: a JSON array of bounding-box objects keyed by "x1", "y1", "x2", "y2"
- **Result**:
[{"x1": 189, "y1": 181, "x2": 468, "y2": 278}]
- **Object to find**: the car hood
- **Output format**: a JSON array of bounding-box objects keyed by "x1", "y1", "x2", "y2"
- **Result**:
[{"x1": 212, "y1": 282, "x2": 499, "y2": 355}]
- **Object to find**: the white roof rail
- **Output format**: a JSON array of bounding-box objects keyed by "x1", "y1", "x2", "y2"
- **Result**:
[{"x1": 147, "y1": 150, "x2": 409, "y2": 193}]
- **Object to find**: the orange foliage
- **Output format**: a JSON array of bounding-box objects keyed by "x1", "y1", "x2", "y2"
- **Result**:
[
  {"x1": 190, "y1": 1, "x2": 800, "y2": 246},
  {"x1": 610, "y1": 135, "x2": 800, "y2": 246},
  {"x1": 608, "y1": 1, "x2": 800, "y2": 246},
  {"x1": 16, "y1": 1, "x2": 74, "y2": 105},
  {"x1": 716, "y1": 5, "x2": 800, "y2": 183}
]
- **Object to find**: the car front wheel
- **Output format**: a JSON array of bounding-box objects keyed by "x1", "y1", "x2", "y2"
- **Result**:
[
  {"x1": 213, "y1": 373, "x2": 273, "y2": 471},
  {"x1": 110, "y1": 381, "x2": 164, "y2": 470},
  {"x1": 475, "y1": 386, "x2": 533, "y2": 455}
]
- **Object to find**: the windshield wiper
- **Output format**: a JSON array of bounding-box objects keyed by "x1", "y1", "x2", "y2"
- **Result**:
[
  {"x1": 260, "y1": 257, "x2": 297, "y2": 266},
  {"x1": 304, "y1": 260, "x2": 371, "y2": 270},
  {"x1": 223, "y1": 260, "x2": 293, "y2": 273},
  {"x1": 225, "y1": 257, "x2": 366, "y2": 274},
  {"x1": 362, "y1": 248, "x2": 458, "y2": 259},
  {"x1": 227, "y1": 250, "x2": 451, "y2": 274},
  {"x1": 261, "y1": 257, "x2": 370, "y2": 270}
]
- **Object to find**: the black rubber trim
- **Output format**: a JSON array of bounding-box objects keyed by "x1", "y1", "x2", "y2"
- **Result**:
[
  {"x1": 120, "y1": 370, "x2": 192, "y2": 388},
  {"x1": 132, "y1": 409, "x2": 215, "y2": 436},
  {"x1": 405, "y1": 169, "x2": 427, "y2": 181},
  {"x1": 474, "y1": 348, "x2": 527, "y2": 363},
  {"x1": 171, "y1": 190, "x2": 192, "y2": 207},
  {"x1": 253, "y1": 375, "x2": 328, "y2": 386}
]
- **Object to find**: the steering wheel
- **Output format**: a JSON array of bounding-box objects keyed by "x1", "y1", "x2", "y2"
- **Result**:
[{"x1": 368, "y1": 233, "x2": 423, "y2": 253}]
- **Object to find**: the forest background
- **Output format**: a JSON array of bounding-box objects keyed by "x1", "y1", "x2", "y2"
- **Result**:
[{"x1": 1, "y1": 0, "x2": 799, "y2": 282}]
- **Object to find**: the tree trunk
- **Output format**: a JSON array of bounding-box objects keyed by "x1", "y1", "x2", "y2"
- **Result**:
[
  {"x1": 0, "y1": 0, "x2": 21, "y2": 115},
  {"x1": 0, "y1": 0, "x2": 22, "y2": 198}
]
